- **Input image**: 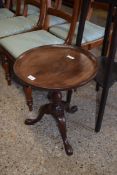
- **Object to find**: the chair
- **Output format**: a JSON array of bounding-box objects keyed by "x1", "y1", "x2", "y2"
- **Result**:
[
  {"x1": 0, "y1": 0, "x2": 15, "y2": 19},
  {"x1": 0, "y1": 0, "x2": 67, "y2": 39},
  {"x1": 0, "y1": 0, "x2": 44, "y2": 39},
  {"x1": 49, "y1": 0, "x2": 107, "y2": 50},
  {"x1": 0, "y1": 0, "x2": 81, "y2": 111}
]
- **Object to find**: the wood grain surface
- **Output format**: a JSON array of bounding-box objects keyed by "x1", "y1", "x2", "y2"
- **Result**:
[{"x1": 14, "y1": 45, "x2": 98, "y2": 90}]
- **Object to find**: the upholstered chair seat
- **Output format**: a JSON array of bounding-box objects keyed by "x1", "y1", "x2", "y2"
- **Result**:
[
  {"x1": 27, "y1": 14, "x2": 66, "y2": 27},
  {"x1": 27, "y1": 5, "x2": 39, "y2": 15},
  {"x1": 0, "y1": 8, "x2": 14, "y2": 19},
  {"x1": 49, "y1": 16, "x2": 66, "y2": 26},
  {"x1": 0, "y1": 15, "x2": 39, "y2": 38},
  {"x1": 49, "y1": 21, "x2": 105, "y2": 45},
  {"x1": 0, "y1": 30, "x2": 64, "y2": 58},
  {"x1": 0, "y1": 0, "x2": 66, "y2": 40},
  {"x1": 0, "y1": 13, "x2": 66, "y2": 38}
]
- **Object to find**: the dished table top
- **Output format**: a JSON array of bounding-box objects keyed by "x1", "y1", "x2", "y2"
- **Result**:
[{"x1": 14, "y1": 45, "x2": 98, "y2": 91}]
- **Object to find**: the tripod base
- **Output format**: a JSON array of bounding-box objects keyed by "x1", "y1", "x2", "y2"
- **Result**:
[{"x1": 25, "y1": 91, "x2": 77, "y2": 155}]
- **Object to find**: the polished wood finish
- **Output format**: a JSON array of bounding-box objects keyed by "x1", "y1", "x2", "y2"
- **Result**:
[
  {"x1": 25, "y1": 90, "x2": 74, "y2": 155},
  {"x1": 9, "y1": 0, "x2": 21, "y2": 15},
  {"x1": 14, "y1": 45, "x2": 98, "y2": 155},
  {"x1": 14, "y1": 45, "x2": 97, "y2": 90},
  {"x1": 2, "y1": 55, "x2": 11, "y2": 85},
  {"x1": 45, "y1": 0, "x2": 81, "y2": 42}
]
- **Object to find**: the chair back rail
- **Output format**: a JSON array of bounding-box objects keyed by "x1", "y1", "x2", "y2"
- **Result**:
[
  {"x1": 12, "y1": 0, "x2": 50, "y2": 16},
  {"x1": 23, "y1": 0, "x2": 42, "y2": 16},
  {"x1": 2, "y1": 0, "x2": 11, "y2": 8},
  {"x1": 15, "y1": 0, "x2": 21, "y2": 15},
  {"x1": 54, "y1": 0, "x2": 62, "y2": 9},
  {"x1": 37, "y1": 0, "x2": 47, "y2": 29},
  {"x1": 23, "y1": 0, "x2": 50, "y2": 29},
  {"x1": 82, "y1": 0, "x2": 105, "y2": 20},
  {"x1": 45, "y1": 0, "x2": 82, "y2": 44},
  {"x1": 86, "y1": 0, "x2": 94, "y2": 20},
  {"x1": 65, "y1": 0, "x2": 82, "y2": 44}
]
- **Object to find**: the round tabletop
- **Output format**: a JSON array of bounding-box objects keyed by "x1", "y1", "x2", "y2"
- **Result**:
[{"x1": 14, "y1": 45, "x2": 98, "y2": 90}]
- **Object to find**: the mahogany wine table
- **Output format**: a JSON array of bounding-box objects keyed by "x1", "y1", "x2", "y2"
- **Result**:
[{"x1": 14, "y1": 45, "x2": 98, "y2": 155}]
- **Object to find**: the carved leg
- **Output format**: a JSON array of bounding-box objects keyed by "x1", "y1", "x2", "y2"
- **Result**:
[
  {"x1": 23, "y1": 86, "x2": 33, "y2": 111},
  {"x1": 25, "y1": 105, "x2": 47, "y2": 125},
  {"x1": 51, "y1": 91, "x2": 73, "y2": 155},
  {"x1": 55, "y1": 113, "x2": 73, "y2": 155},
  {"x1": 65, "y1": 90, "x2": 78, "y2": 113},
  {"x1": 2, "y1": 56, "x2": 11, "y2": 85},
  {"x1": 24, "y1": 90, "x2": 73, "y2": 155}
]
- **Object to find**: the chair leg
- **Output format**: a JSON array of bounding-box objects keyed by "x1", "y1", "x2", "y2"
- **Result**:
[
  {"x1": 66, "y1": 90, "x2": 72, "y2": 105},
  {"x1": 96, "y1": 82, "x2": 100, "y2": 91},
  {"x1": 95, "y1": 86, "x2": 109, "y2": 132},
  {"x1": 23, "y1": 86, "x2": 33, "y2": 111},
  {"x1": 2, "y1": 56, "x2": 11, "y2": 85},
  {"x1": 66, "y1": 90, "x2": 78, "y2": 113}
]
